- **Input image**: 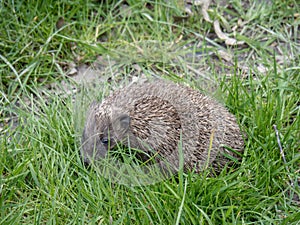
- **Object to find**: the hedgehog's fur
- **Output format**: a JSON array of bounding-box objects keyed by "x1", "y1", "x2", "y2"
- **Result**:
[{"x1": 81, "y1": 79, "x2": 244, "y2": 173}]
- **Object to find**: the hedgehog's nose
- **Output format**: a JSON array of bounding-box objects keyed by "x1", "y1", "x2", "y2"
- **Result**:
[{"x1": 83, "y1": 157, "x2": 91, "y2": 168}]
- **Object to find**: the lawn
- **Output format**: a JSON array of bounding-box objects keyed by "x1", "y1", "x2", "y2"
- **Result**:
[{"x1": 0, "y1": 0, "x2": 299, "y2": 224}]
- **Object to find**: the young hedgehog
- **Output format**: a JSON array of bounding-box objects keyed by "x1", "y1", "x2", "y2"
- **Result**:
[{"x1": 81, "y1": 79, "x2": 244, "y2": 173}]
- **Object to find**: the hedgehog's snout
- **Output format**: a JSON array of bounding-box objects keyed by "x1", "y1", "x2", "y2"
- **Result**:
[{"x1": 80, "y1": 135, "x2": 93, "y2": 167}]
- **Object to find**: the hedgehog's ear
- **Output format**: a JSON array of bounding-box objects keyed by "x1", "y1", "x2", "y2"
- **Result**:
[
  {"x1": 112, "y1": 114, "x2": 131, "y2": 136},
  {"x1": 118, "y1": 114, "x2": 131, "y2": 130}
]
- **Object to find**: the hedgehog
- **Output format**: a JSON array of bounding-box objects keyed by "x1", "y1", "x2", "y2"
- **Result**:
[{"x1": 81, "y1": 79, "x2": 244, "y2": 173}]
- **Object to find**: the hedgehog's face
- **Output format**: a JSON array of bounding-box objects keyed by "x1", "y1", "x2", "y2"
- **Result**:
[{"x1": 81, "y1": 108, "x2": 131, "y2": 165}]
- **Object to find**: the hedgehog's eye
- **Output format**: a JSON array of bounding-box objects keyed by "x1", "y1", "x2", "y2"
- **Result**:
[{"x1": 101, "y1": 137, "x2": 109, "y2": 145}]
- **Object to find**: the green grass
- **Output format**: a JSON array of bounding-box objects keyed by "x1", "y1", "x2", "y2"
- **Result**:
[{"x1": 1, "y1": 0, "x2": 299, "y2": 224}]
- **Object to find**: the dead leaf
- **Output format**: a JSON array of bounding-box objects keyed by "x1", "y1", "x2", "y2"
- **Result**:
[
  {"x1": 186, "y1": 0, "x2": 212, "y2": 22},
  {"x1": 217, "y1": 50, "x2": 233, "y2": 62},
  {"x1": 200, "y1": 0, "x2": 212, "y2": 22},
  {"x1": 213, "y1": 20, "x2": 245, "y2": 46},
  {"x1": 56, "y1": 17, "x2": 65, "y2": 30}
]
